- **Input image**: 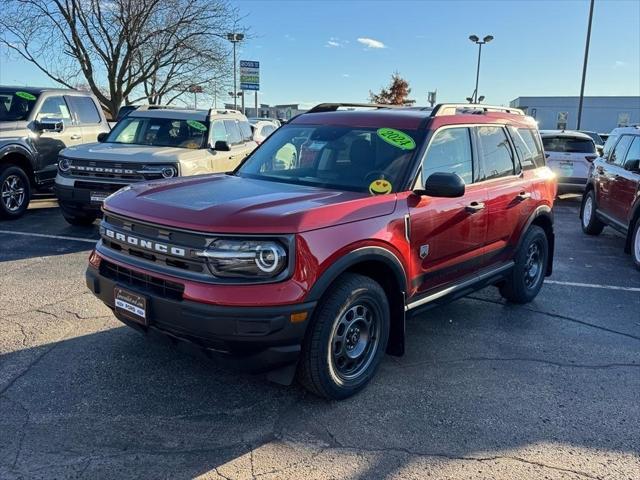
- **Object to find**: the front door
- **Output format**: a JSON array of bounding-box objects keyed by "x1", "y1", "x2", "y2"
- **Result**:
[
  {"x1": 598, "y1": 134, "x2": 634, "y2": 217},
  {"x1": 32, "y1": 95, "x2": 83, "y2": 182},
  {"x1": 408, "y1": 126, "x2": 488, "y2": 296}
]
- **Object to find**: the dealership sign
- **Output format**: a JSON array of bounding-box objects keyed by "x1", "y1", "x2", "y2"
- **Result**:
[{"x1": 240, "y1": 60, "x2": 259, "y2": 91}]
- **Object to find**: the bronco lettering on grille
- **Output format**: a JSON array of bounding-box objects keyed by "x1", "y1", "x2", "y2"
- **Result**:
[{"x1": 103, "y1": 228, "x2": 186, "y2": 257}]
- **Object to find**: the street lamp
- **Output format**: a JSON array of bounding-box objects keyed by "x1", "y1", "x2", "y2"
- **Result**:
[
  {"x1": 226, "y1": 32, "x2": 245, "y2": 110},
  {"x1": 469, "y1": 34, "x2": 493, "y2": 103}
]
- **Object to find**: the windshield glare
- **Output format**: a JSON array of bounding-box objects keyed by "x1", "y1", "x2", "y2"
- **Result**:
[
  {"x1": 237, "y1": 124, "x2": 422, "y2": 193},
  {"x1": 106, "y1": 116, "x2": 208, "y2": 148},
  {"x1": 0, "y1": 90, "x2": 39, "y2": 121}
]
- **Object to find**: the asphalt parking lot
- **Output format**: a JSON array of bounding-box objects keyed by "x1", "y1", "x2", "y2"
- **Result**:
[{"x1": 0, "y1": 195, "x2": 639, "y2": 480}]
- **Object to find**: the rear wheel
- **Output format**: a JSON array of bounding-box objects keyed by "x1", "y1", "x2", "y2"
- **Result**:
[
  {"x1": 0, "y1": 165, "x2": 31, "y2": 219},
  {"x1": 632, "y1": 220, "x2": 640, "y2": 270},
  {"x1": 500, "y1": 225, "x2": 548, "y2": 304},
  {"x1": 581, "y1": 190, "x2": 604, "y2": 235},
  {"x1": 298, "y1": 273, "x2": 390, "y2": 400}
]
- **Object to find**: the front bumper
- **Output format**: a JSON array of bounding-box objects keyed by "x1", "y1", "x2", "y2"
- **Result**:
[
  {"x1": 55, "y1": 175, "x2": 129, "y2": 213},
  {"x1": 85, "y1": 260, "x2": 316, "y2": 372}
]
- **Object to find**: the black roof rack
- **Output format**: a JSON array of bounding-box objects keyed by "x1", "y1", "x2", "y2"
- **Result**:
[
  {"x1": 306, "y1": 102, "x2": 404, "y2": 113},
  {"x1": 431, "y1": 103, "x2": 525, "y2": 117}
]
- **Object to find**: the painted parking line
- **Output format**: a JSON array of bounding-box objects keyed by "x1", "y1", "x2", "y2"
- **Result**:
[
  {"x1": 545, "y1": 279, "x2": 640, "y2": 293},
  {"x1": 0, "y1": 230, "x2": 97, "y2": 244}
]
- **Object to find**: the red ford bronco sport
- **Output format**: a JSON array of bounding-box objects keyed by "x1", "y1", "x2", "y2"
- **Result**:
[{"x1": 86, "y1": 103, "x2": 556, "y2": 399}]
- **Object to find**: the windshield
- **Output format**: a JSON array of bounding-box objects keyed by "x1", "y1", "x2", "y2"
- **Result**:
[
  {"x1": 236, "y1": 124, "x2": 423, "y2": 193},
  {"x1": 542, "y1": 136, "x2": 595, "y2": 153},
  {"x1": 106, "y1": 116, "x2": 209, "y2": 148},
  {"x1": 0, "y1": 90, "x2": 39, "y2": 121}
]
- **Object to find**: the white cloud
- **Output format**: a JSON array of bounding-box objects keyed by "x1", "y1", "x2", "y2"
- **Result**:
[
  {"x1": 326, "y1": 37, "x2": 343, "y2": 48},
  {"x1": 614, "y1": 60, "x2": 627, "y2": 68},
  {"x1": 342, "y1": 73, "x2": 350, "y2": 78},
  {"x1": 357, "y1": 37, "x2": 386, "y2": 49}
]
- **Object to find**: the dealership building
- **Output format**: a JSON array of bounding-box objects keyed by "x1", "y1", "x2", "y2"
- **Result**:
[{"x1": 509, "y1": 96, "x2": 640, "y2": 133}]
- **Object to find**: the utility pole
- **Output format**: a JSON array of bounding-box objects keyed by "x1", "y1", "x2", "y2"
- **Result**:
[{"x1": 577, "y1": 0, "x2": 595, "y2": 130}]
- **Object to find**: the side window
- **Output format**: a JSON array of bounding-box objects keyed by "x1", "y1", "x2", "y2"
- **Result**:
[
  {"x1": 66, "y1": 96, "x2": 101, "y2": 124},
  {"x1": 238, "y1": 121, "x2": 253, "y2": 142},
  {"x1": 223, "y1": 119, "x2": 242, "y2": 145},
  {"x1": 624, "y1": 137, "x2": 640, "y2": 169},
  {"x1": 210, "y1": 120, "x2": 227, "y2": 144},
  {"x1": 263, "y1": 125, "x2": 276, "y2": 136},
  {"x1": 510, "y1": 127, "x2": 545, "y2": 169},
  {"x1": 610, "y1": 135, "x2": 633, "y2": 166},
  {"x1": 36, "y1": 96, "x2": 72, "y2": 122},
  {"x1": 422, "y1": 127, "x2": 473, "y2": 185},
  {"x1": 477, "y1": 126, "x2": 515, "y2": 180},
  {"x1": 602, "y1": 135, "x2": 619, "y2": 160}
]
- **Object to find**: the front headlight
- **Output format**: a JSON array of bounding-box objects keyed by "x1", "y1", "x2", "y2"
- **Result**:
[
  {"x1": 198, "y1": 239, "x2": 288, "y2": 278},
  {"x1": 58, "y1": 157, "x2": 72, "y2": 173}
]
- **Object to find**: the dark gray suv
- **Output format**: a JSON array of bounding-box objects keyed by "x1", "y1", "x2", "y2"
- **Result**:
[{"x1": 0, "y1": 87, "x2": 110, "y2": 219}]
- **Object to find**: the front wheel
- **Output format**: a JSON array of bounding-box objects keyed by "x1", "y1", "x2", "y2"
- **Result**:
[
  {"x1": 0, "y1": 165, "x2": 31, "y2": 219},
  {"x1": 500, "y1": 225, "x2": 549, "y2": 304},
  {"x1": 297, "y1": 273, "x2": 390, "y2": 400},
  {"x1": 59, "y1": 203, "x2": 98, "y2": 226},
  {"x1": 581, "y1": 190, "x2": 604, "y2": 235}
]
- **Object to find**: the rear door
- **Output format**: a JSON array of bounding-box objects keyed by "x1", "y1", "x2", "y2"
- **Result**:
[
  {"x1": 542, "y1": 135, "x2": 596, "y2": 184},
  {"x1": 408, "y1": 125, "x2": 488, "y2": 295},
  {"x1": 597, "y1": 134, "x2": 634, "y2": 217},
  {"x1": 476, "y1": 125, "x2": 535, "y2": 263},
  {"x1": 65, "y1": 95, "x2": 106, "y2": 142},
  {"x1": 32, "y1": 95, "x2": 83, "y2": 182},
  {"x1": 608, "y1": 135, "x2": 640, "y2": 224}
]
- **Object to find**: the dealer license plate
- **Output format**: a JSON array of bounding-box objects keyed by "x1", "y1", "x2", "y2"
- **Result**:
[
  {"x1": 114, "y1": 286, "x2": 147, "y2": 325},
  {"x1": 90, "y1": 191, "x2": 110, "y2": 203}
]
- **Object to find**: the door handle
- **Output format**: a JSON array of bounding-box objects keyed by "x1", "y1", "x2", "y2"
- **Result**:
[
  {"x1": 516, "y1": 191, "x2": 531, "y2": 201},
  {"x1": 70, "y1": 134, "x2": 81, "y2": 140},
  {"x1": 465, "y1": 201, "x2": 485, "y2": 213}
]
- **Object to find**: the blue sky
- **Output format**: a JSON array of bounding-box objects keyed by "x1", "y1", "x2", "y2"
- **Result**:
[{"x1": 1, "y1": 0, "x2": 639, "y2": 108}]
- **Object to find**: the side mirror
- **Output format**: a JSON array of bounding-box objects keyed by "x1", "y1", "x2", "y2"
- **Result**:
[
  {"x1": 213, "y1": 140, "x2": 231, "y2": 152},
  {"x1": 420, "y1": 172, "x2": 466, "y2": 198},
  {"x1": 625, "y1": 159, "x2": 640, "y2": 172},
  {"x1": 37, "y1": 118, "x2": 64, "y2": 133},
  {"x1": 97, "y1": 132, "x2": 109, "y2": 143}
]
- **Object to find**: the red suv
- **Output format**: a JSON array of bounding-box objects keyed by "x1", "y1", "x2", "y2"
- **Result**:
[
  {"x1": 86, "y1": 103, "x2": 556, "y2": 399},
  {"x1": 580, "y1": 126, "x2": 640, "y2": 268}
]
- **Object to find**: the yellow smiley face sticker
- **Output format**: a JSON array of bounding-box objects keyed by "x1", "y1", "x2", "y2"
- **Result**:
[{"x1": 369, "y1": 179, "x2": 393, "y2": 195}]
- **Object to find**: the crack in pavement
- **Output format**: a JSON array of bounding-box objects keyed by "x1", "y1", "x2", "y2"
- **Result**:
[
  {"x1": 389, "y1": 356, "x2": 640, "y2": 370},
  {"x1": 2, "y1": 291, "x2": 91, "y2": 318},
  {"x1": 469, "y1": 295, "x2": 640, "y2": 342}
]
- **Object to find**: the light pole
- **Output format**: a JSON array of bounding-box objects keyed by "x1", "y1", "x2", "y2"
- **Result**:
[
  {"x1": 469, "y1": 34, "x2": 493, "y2": 103},
  {"x1": 577, "y1": 0, "x2": 595, "y2": 130},
  {"x1": 226, "y1": 32, "x2": 244, "y2": 111}
]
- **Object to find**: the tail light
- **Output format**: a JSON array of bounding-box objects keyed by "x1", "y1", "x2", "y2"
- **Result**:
[{"x1": 585, "y1": 155, "x2": 597, "y2": 162}]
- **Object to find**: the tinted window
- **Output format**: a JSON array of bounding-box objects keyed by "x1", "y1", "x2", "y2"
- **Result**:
[
  {"x1": 223, "y1": 120, "x2": 242, "y2": 145},
  {"x1": 610, "y1": 135, "x2": 634, "y2": 166},
  {"x1": 542, "y1": 136, "x2": 595, "y2": 153},
  {"x1": 624, "y1": 137, "x2": 640, "y2": 167},
  {"x1": 211, "y1": 120, "x2": 227, "y2": 144},
  {"x1": 36, "y1": 96, "x2": 72, "y2": 121},
  {"x1": 477, "y1": 126, "x2": 515, "y2": 180},
  {"x1": 422, "y1": 127, "x2": 473, "y2": 184},
  {"x1": 239, "y1": 121, "x2": 253, "y2": 142},
  {"x1": 510, "y1": 127, "x2": 545, "y2": 170},
  {"x1": 0, "y1": 90, "x2": 39, "y2": 121},
  {"x1": 66, "y1": 96, "x2": 101, "y2": 124}
]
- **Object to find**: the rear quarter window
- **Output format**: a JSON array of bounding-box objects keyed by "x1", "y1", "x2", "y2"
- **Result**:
[{"x1": 510, "y1": 127, "x2": 545, "y2": 170}]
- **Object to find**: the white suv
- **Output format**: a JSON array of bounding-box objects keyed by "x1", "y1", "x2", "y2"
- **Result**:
[
  {"x1": 540, "y1": 130, "x2": 597, "y2": 193},
  {"x1": 55, "y1": 107, "x2": 256, "y2": 225}
]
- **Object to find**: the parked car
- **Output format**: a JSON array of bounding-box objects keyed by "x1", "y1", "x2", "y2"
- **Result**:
[
  {"x1": 251, "y1": 120, "x2": 278, "y2": 145},
  {"x1": 249, "y1": 117, "x2": 281, "y2": 128},
  {"x1": 600, "y1": 133, "x2": 610, "y2": 144},
  {"x1": 55, "y1": 107, "x2": 257, "y2": 225},
  {"x1": 540, "y1": 130, "x2": 597, "y2": 193},
  {"x1": 581, "y1": 125, "x2": 640, "y2": 268},
  {"x1": 579, "y1": 130, "x2": 604, "y2": 153},
  {"x1": 0, "y1": 86, "x2": 110, "y2": 219},
  {"x1": 86, "y1": 102, "x2": 556, "y2": 399}
]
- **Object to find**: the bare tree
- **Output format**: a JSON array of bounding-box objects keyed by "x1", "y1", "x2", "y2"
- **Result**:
[{"x1": 0, "y1": 0, "x2": 240, "y2": 117}]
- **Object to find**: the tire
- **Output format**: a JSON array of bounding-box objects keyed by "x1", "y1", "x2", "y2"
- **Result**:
[
  {"x1": 0, "y1": 164, "x2": 31, "y2": 220},
  {"x1": 61, "y1": 210, "x2": 98, "y2": 226},
  {"x1": 297, "y1": 273, "x2": 390, "y2": 400},
  {"x1": 631, "y1": 219, "x2": 640, "y2": 270},
  {"x1": 581, "y1": 190, "x2": 604, "y2": 235},
  {"x1": 500, "y1": 225, "x2": 549, "y2": 304}
]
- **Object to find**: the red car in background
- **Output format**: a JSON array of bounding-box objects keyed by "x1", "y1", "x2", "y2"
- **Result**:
[
  {"x1": 581, "y1": 126, "x2": 640, "y2": 268},
  {"x1": 86, "y1": 103, "x2": 556, "y2": 399}
]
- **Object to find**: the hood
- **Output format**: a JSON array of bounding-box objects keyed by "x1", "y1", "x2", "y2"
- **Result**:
[
  {"x1": 104, "y1": 174, "x2": 398, "y2": 234},
  {"x1": 62, "y1": 142, "x2": 205, "y2": 163}
]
